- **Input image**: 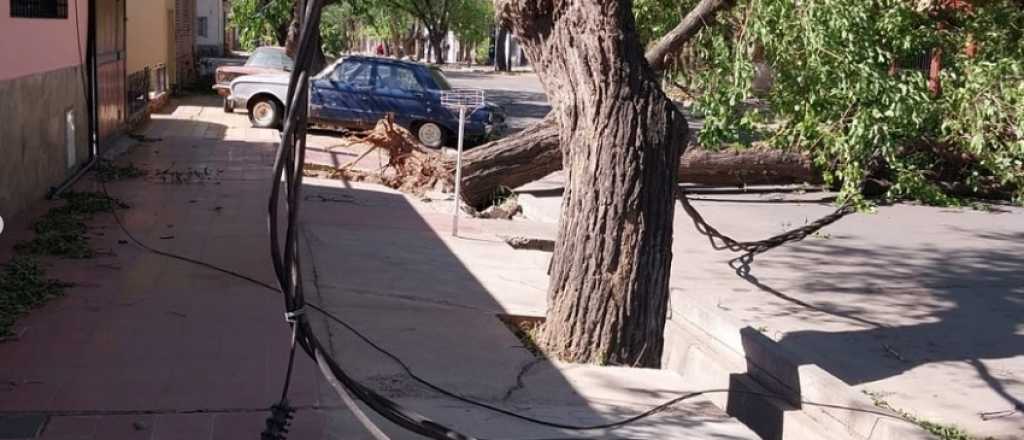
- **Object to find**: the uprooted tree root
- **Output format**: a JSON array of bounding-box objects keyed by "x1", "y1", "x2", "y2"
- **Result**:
[{"x1": 333, "y1": 115, "x2": 454, "y2": 196}]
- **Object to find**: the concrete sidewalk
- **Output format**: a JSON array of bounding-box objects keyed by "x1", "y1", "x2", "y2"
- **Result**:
[
  {"x1": 0, "y1": 97, "x2": 757, "y2": 439},
  {"x1": 517, "y1": 173, "x2": 1024, "y2": 440}
]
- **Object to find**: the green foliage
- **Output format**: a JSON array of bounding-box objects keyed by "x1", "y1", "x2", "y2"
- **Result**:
[
  {"x1": 16, "y1": 191, "x2": 129, "y2": 259},
  {"x1": 0, "y1": 256, "x2": 71, "y2": 336},
  {"x1": 354, "y1": 2, "x2": 415, "y2": 45},
  {"x1": 940, "y1": 59, "x2": 1024, "y2": 204},
  {"x1": 0, "y1": 192, "x2": 117, "y2": 334},
  {"x1": 684, "y1": 0, "x2": 1024, "y2": 205},
  {"x1": 633, "y1": 0, "x2": 696, "y2": 46},
  {"x1": 95, "y1": 160, "x2": 145, "y2": 182},
  {"x1": 864, "y1": 391, "x2": 978, "y2": 440},
  {"x1": 321, "y1": 2, "x2": 361, "y2": 57},
  {"x1": 230, "y1": 0, "x2": 293, "y2": 50},
  {"x1": 450, "y1": 0, "x2": 494, "y2": 47},
  {"x1": 375, "y1": 0, "x2": 453, "y2": 40},
  {"x1": 474, "y1": 43, "x2": 490, "y2": 64}
]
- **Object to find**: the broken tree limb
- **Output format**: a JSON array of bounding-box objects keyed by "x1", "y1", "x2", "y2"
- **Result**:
[
  {"x1": 450, "y1": 0, "x2": 741, "y2": 208},
  {"x1": 338, "y1": 115, "x2": 452, "y2": 195},
  {"x1": 340, "y1": 144, "x2": 380, "y2": 170},
  {"x1": 645, "y1": 0, "x2": 735, "y2": 71},
  {"x1": 449, "y1": 116, "x2": 561, "y2": 209},
  {"x1": 342, "y1": 0, "x2": 803, "y2": 208},
  {"x1": 679, "y1": 146, "x2": 820, "y2": 186},
  {"x1": 453, "y1": 122, "x2": 818, "y2": 208}
]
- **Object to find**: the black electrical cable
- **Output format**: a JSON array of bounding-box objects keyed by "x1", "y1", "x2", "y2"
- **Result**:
[
  {"x1": 74, "y1": 3, "x2": 893, "y2": 437},
  {"x1": 94, "y1": 184, "x2": 737, "y2": 433},
  {"x1": 98, "y1": 186, "x2": 912, "y2": 435},
  {"x1": 268, "y1": 1, "x2": 480, "y2": 438},
  {"x1": 98, "y1": 178, "x2": 918, "y2": 438}
]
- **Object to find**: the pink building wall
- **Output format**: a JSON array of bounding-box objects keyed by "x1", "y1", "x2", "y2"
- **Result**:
[{"x1": 0, "y1": 0, "x2": 89, "y2": 82}]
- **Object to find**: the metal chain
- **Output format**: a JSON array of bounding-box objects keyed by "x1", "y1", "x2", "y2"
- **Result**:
[{"x1": 676, "y1": 188, "x2": 855, "y2": 258}]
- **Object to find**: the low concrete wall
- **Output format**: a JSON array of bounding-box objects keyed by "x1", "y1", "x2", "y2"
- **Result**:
[
  {"x1": 0, "y1": 65, "x2": 90, "y2": 220},
  {"x1": 662, "y1": 288, "x2": 933, "y2": 440}
]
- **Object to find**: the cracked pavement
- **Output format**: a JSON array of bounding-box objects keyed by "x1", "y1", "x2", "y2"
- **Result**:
[{"x1": 0, "y1": 95, "x2": 756, "y2": 439}]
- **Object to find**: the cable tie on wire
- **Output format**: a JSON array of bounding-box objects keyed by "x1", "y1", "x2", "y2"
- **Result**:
[{"x1": 285, "y1": 308, "x2": 306, "y2": 323}]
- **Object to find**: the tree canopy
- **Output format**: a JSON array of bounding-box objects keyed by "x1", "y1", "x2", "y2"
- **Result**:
[
  {"x1": 674, "y1": 0, "x2": 1024, "y2": 206},
  {"x1": 231, "y1": 0, "x2": 293, "y2": 48}
]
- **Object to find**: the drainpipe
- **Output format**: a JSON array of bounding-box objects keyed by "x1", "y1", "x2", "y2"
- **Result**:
[{"x1": 49, "y1": 0, "x2": 99, "y2": 199}]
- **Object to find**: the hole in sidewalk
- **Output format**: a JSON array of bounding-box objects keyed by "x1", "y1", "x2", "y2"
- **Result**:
[{"x1": 497, "y1": 313, "x2": 547, "y2": 358}]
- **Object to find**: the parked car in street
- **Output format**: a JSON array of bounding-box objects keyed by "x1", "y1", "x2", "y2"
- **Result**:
[
  {"x1": 213, "y1": 46, "x2": 294, "y2": 113},
  {"x1": 227, "y1": 56, "x2": 507, "y2": 147}
]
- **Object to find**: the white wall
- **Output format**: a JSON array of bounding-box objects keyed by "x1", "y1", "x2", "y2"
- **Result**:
[{"x1": 195, "y1": 0, "x2": 223, "y2": 49}]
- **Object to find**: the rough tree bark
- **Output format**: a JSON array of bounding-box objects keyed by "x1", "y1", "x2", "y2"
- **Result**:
[
  {"x1": 427, "y1": 29, "x2": 446, "y2": 64},
  {"x1": 644, "y1": 0, "x2": 734, "y2": 71},
  {"x1": 498, "y1": 0, "x2": 685, "y2": 366},
  {"x1": 457, "y1": 117, "x2": 561, "y2": 208},
  {"x1": 494, "y1": 27, "x2": 510, "y2": 71},
  {"x1": 456, "y1": 0, "x2": 737, "y2": 207}
]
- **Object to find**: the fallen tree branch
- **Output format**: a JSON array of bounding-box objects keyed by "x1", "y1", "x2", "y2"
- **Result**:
[{"x1": 645, "y1": 0, "x2": 735, "y2": 71}]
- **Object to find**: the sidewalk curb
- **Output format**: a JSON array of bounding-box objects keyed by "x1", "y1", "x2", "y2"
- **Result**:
[{"x1": 662, "y1": 288, "x2": 934, "y2": 440}]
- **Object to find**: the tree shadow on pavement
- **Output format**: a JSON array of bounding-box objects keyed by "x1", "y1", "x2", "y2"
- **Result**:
[
  {"x1": 740, "y1": 233, "x2": 1024, "y2": 425},
  {"x1": 293, "y1": 181, "x2": 757, "y2": 439}
]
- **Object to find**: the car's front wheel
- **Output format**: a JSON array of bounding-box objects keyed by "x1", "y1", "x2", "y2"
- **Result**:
[
  {"x1": 249, "y1": 97, "x2": 281, "y2": 129},
  {"x1": 223, "y1": 97, "x2": 233, "y2": 113},
  {"x1": 416, "y1": 122, "x2": 445, "y2": 148}
]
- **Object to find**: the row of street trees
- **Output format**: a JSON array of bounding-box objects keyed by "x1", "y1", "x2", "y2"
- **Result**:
[{"x1": 231, "y1": 0, "x2": 495, "y2": 65}]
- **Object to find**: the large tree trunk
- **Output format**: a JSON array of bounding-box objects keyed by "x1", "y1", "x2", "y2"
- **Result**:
[
  {"x1": 427, "y1": 30, "x2": 446, "y2": 64},
  {"x1": 494, "y1": 27, "x2": 509, "y2": 71},
  {"x1": 678, "y1": 147, "x2": 819, "y2": 186},
  {"x1": 457, "y1": 0, "x2": 736, "y2": 206},
  {"x1": 499, "y1": 0, "x2": 685, "y2": 367},
  {"x1": 285, "y1": 0, "x2": 326, "y2": 71},
  {"x1": 458, "y1": 117, "x2": 561, "y2": 209}
]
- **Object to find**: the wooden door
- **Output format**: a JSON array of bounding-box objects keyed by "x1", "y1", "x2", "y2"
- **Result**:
[{"x1": 95, "y1": 0, "x2": 126, "y2": 141}]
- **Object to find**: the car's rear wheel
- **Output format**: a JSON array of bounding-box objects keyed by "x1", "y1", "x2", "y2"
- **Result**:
[
  {"x1": 416, "y1": 122, "x2": 445, "y2": 148},
  {"x1": 249, "y1": 97, "x2": 281, "y2": 129}
]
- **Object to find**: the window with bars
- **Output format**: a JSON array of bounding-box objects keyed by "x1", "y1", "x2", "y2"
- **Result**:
[{"x1": 10, "y1": 0, "x2": 69, "y2": 19}]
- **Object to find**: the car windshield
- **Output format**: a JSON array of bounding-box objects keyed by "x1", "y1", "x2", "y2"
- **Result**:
[
  {"x1": 428, "y1": 68, "x2": 452, "y2": 90},
  {"x1": 246, "y1": 48, "x2": 294, "y2": 70}
]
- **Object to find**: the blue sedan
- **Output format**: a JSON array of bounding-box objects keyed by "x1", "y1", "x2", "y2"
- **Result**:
[{"x1": 229, "y1": 56, "x2": 507, "y2": 147}]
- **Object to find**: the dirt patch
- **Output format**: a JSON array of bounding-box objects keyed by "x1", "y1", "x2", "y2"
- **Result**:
[{"x1": 498, "y1": 314, "x2": 547, "y2": 358}]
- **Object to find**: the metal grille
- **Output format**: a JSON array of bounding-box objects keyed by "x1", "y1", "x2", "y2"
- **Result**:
[
  {"x1": 441, "y1": 89, "x2": 485, "y2": 109},
  {"x1": 153, "y1": 64, "x2": 168, "y2": 94},
  {"x1": 10, "y1": 0, "x2": 68, "y2": 18},
  {"x1": 127, "y1": 67, "x2": 151, "y2": 119}
]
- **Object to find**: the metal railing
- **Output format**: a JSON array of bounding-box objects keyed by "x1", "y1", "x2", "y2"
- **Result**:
[
  {"x1": 126, "y1": 67, "x2": 151, "y2": 122},
  {"x1": 153, "y1": 63, "x2": 168, "y2": 95}
]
